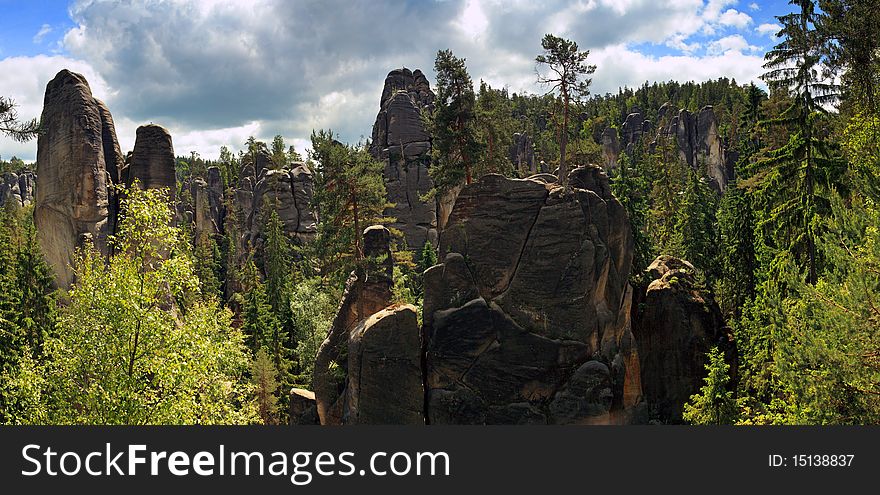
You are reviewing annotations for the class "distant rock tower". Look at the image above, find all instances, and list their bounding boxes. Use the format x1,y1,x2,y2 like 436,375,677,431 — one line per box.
369,67,437,253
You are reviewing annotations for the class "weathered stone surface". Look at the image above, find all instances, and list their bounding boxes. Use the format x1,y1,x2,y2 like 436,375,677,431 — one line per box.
345,304,423,424
601,127,620,169
313,226,394,425
289,388,320,425
633,255,731,423
246,162,318,249
129,124,176,199
35,69,120,287
426,168,642,424
370,67,438,253
0,170,35,207
510,132,536,174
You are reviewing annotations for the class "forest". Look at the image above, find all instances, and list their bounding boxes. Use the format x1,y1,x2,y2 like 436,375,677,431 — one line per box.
0,0,878,425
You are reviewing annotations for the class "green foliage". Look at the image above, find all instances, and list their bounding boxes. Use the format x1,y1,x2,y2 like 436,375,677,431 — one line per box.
310,130,389,284
288,277,337,387
683,347,739,425
429,49,481,194
4,186,256,424
475,81,515,176
716,184,757,320
609,152,653,283
672,170,720,282
251,347,279,425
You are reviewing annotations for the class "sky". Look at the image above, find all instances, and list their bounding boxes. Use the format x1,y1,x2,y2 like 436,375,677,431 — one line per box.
0,0,791,163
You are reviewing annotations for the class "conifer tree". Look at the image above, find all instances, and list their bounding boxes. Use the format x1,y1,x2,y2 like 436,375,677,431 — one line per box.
429,49,481,193
683,347,739,425
536,34,596,186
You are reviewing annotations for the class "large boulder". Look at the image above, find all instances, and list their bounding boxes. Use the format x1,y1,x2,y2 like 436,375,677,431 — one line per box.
633,255,732,423
128,124,176,199
344,304,424,424
424,167,642,424
370,68,437,253
289,388,320,425
34,69,122,288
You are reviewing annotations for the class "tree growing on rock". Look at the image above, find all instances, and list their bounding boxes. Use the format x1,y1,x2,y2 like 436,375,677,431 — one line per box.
535,34,596,186
429,49,481,194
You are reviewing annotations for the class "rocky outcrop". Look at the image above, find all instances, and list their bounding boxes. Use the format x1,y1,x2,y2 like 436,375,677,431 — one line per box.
312,226,395,425
182,165,225,238
0,170,36,207
601,127,620,170
344,304,423,424
633,255,731,423
605,104,735,192
424,168,642,424
289,388,320,425
127,124,176,199
34,69,122,288
370,68,437,252
246,162,317,248
510,132,536,174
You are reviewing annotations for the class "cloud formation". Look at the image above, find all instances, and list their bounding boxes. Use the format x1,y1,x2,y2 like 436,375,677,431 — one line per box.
1,0,772,161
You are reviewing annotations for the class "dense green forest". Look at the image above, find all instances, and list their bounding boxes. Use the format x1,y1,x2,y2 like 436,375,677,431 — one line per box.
1,0,878,425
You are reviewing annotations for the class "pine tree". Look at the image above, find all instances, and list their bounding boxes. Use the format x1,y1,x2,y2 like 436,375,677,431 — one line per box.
429,49,481,194
672,169,719,282
716,183,757,321
535,34,596,186
309,130,389,283
475,81,514,176
0,96,39,142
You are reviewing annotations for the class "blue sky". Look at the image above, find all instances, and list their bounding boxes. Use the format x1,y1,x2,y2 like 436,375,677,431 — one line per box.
1,0,794,162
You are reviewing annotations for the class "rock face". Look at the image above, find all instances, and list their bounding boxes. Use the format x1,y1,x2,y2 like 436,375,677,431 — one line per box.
424,168,642,424
601,127,621,170
370,68,437,252
603,104,735,193
246,163,318,248
183,165,225,238
0,170,36,207
34,69,122,288
289,388,320,425
127,124,176,199
344,304,424,424
633,255,731,423
312,226,396,425
510,132,536,174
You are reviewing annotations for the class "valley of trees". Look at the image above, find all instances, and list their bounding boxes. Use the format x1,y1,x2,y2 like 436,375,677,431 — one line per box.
1,0,878,425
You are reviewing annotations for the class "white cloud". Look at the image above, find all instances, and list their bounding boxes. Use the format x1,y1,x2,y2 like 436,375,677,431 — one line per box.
707,34,760,56
1,0,772,162
748,2,759,10
718,9,753,29
590,43,765,94
32,24,53,44
756,22,782,38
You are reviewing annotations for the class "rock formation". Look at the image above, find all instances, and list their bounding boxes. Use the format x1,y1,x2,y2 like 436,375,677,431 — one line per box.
182,165,225,238
34,69,122,288
127,124,176,199
510,132,537,174
289,388,320,425
602,104,735,192
246,162,317,248
424,167,642,424
633,255,732,423
600,127,620,170
0,170,35,207
312,225,396,425
370,68,437,252
344,304,423,424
